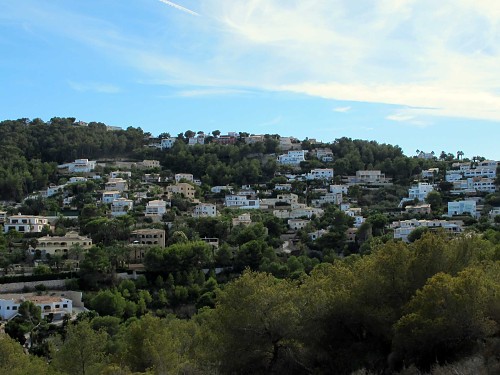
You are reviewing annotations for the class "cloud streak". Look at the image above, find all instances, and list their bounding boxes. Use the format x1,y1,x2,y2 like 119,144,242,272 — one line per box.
68,81,121,93
158,0,199,16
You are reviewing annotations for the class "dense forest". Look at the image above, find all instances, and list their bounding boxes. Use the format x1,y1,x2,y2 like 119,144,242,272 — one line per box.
1,232,499,374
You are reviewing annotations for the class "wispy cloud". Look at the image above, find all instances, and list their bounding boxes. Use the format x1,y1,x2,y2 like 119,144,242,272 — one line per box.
158,0,200,16
176,88,250,97
258,116,283,127
333,106,351,113
68,81,121,93
386,113,415,122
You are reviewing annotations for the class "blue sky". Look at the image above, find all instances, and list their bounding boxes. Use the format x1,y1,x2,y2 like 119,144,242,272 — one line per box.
1,0,499,159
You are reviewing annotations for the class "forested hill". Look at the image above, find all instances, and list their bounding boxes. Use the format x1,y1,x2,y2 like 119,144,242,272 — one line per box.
0,118,145,201
1,116,445,202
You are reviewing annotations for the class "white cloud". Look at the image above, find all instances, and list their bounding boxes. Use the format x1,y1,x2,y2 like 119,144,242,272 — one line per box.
11,0,500,123
333,106,351,113
386,113,414,122
173,88,250,97
68,81,121,93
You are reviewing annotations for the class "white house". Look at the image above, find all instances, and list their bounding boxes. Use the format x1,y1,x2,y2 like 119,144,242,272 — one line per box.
277,150,306,166
192,203,217,218
109,171,132,179
0,293,77,320
417,151,435,160
105,178,128,192
111,198,134,217
145,200,168,217
306,168,334,180
175,173,194,183
315,148,334,162
3,214,49,233
232,213,253,227
188,134,205,146
225,195,260,209
288,219,310,230
102,191,122,204
68,176,87,183
330,184,349,195
311,193,342,207
392,219,463,242
353,170,388,184
422,168,439,179
63,159,96,173
211,185,233,194
309,229,328,241
446,171,464,182
160,138,177,149
408,182,434,201
274,183,292,191
448,200,477,217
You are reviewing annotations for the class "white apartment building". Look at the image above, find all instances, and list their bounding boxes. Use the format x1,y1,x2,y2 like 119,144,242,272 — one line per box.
192,203,217,218
464,168,496,179
111,198,134,216
473,178,496,193
175,173,194,183
274,206,324,219
224,195,260,209
306,168,334,180
392,219,463,242
102,191,121,204
160,138,176,149
0,211,7,224
277,150,306,166
448,200,477,217
145,200,168,217
36,231,93,256
477,160,498,168
408,182,434,201
4,214,49,233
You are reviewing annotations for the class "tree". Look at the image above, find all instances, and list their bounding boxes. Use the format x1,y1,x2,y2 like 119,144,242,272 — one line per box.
425,191,442,212
393,268,499,369
51,320,108,375
201,271,304,374
89,290,126,318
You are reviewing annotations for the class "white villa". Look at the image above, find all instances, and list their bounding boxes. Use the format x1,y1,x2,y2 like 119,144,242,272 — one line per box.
192,203,217,218
448,200,477,217
3,214,49,234
306,168,334,180
111,198,134,216
277,150,306,166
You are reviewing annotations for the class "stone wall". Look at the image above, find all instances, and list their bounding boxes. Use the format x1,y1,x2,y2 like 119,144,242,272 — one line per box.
0,279,72,293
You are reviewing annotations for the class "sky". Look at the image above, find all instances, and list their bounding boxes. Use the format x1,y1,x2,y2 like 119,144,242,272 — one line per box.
1,0,499,159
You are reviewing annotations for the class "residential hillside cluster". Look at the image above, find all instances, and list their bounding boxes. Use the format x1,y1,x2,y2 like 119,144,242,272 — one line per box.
0,119,499,374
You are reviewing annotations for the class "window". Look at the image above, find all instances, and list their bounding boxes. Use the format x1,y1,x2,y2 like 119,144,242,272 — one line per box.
12,306,17,310
63,304,68,308
55,304,60,308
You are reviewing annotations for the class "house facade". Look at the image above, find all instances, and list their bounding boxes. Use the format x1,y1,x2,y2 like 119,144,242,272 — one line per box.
36,231,93,256
3,214,49,233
